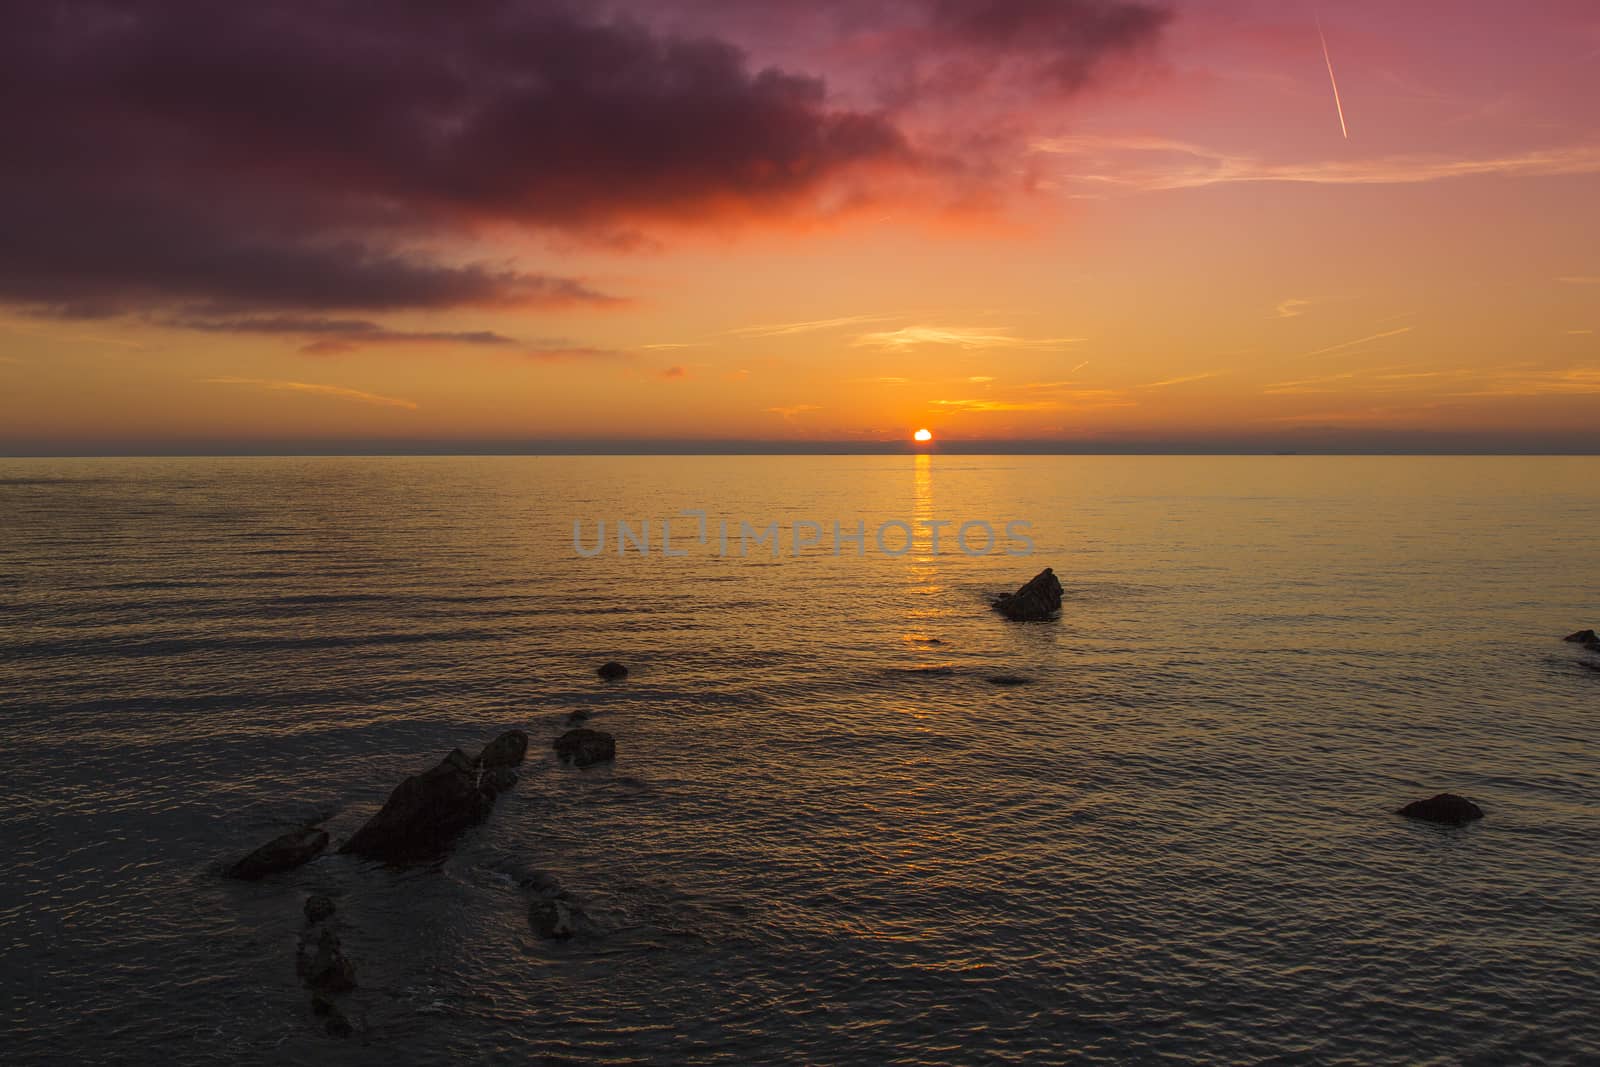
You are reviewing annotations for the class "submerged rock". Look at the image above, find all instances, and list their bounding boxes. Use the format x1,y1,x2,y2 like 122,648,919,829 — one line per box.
303,894,337,925
985,674,1033,686
478,729,529,770
1564,628,1599,649
566,709,592,725
528,897,577,940
993,567,1063,622
340,749,492,864
301,928,357,993
597,661,629,680
224,826,329,880
480,767,518,797
553,728,616,767
1397,793,1484,826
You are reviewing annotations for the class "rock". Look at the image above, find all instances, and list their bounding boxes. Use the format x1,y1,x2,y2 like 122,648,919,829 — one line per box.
985,674,1033,686
480,767,518,797
993,567,1063,622
324,1012,354,1038
310,992,336,1017
529,897,576,940
340,749,493,864
303,894,336,925
597,661,629,680
1564,628,1599,649
224,826,329,880
1397,793,1484,826
553,728,616,767
302,929,357,993
566,709,592,724
478,729,529,770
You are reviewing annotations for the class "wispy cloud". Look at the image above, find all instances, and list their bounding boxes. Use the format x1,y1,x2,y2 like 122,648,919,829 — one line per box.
640,342,699,350
1032,136,1600,194
1450,366,1600,397
853,326,1081,350
1137,371,1221,388
522,345,626,362
767,403,821,418
1262,371,1359,395
933,386,1132,413
730,315,895,338
660,364,687,379
172,315,514,355
203,376,417,410
1276,298,1312,319
1302,326,1413,359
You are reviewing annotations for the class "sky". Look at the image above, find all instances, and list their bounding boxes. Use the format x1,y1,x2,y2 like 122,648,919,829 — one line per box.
1,0,1597,454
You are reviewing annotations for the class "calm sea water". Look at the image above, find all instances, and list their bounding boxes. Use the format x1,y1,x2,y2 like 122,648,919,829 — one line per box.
1,456,1597,1065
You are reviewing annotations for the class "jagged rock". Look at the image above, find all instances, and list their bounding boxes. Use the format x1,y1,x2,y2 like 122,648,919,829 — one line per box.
597,661,629,680
1564,629,1599,649
302,929,356,993
529,897,577,940
993,568,1063,622
340,749,492,864
224,826,328,880
1397,793,1484,826
303,894,336,925
553,728,616,767
985,674,1033,686
478,729,529,770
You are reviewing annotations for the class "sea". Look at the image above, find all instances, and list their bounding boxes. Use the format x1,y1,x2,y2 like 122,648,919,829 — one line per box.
1,455,1596,1065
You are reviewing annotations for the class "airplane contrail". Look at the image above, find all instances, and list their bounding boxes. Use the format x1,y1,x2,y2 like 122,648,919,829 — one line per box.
1316,11,1349,139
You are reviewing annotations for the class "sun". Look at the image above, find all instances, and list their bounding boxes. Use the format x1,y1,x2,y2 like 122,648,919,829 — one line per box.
913,428,933,443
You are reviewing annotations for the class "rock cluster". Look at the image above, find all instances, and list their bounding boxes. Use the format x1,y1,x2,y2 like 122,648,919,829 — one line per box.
296,895,356,1037
553,728,616,767
340,730,529,865
1396,793,1484,826
224,826,328,880
993,567,1064,622
1564,628,1599,650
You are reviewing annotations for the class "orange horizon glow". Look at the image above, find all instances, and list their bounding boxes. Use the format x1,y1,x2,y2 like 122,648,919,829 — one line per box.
0,3,1597,454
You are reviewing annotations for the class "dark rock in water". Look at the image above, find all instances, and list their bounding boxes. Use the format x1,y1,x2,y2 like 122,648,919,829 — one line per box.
311,992,336,1017
340,749,493,864
224,826,328,880
597,660,629,680
302,929,357,992
993,567,1063,622
1397,793,1484,826
324,1012,354,1039
303,894,336,925
478,729,529,769
566,708,592,724
1564,628,1599,649
480,767,518,797
985,674,1033,686
553,728,616,767
529,896,577,940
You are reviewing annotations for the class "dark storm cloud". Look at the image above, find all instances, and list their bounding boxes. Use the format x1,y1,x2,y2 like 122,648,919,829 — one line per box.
0,0,1168,327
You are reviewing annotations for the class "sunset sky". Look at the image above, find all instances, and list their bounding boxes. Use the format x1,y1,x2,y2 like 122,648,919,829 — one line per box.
2,0,1597,453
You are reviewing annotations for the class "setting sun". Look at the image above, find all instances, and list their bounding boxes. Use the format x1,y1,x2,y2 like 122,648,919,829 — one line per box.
913,429,933,443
